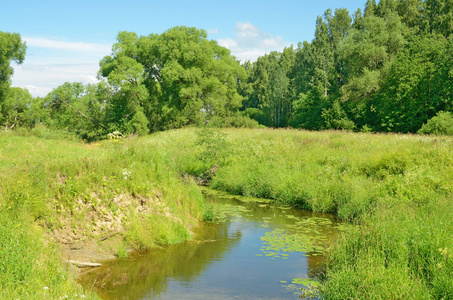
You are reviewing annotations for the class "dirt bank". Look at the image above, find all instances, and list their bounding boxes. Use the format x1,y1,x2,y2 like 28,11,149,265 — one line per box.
47,192,164,276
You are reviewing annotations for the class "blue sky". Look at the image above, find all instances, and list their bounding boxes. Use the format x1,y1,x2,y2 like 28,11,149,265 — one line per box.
2,0,366,97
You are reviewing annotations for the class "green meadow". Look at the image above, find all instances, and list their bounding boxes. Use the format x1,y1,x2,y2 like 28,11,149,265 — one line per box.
1,127,453,299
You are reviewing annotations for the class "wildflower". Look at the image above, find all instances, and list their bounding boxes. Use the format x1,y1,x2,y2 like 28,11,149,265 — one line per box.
43,287,49,290
123,168,132,180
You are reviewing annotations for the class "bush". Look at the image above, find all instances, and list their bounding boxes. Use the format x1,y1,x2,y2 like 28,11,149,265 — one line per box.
205,113,262,128
418,111,453,135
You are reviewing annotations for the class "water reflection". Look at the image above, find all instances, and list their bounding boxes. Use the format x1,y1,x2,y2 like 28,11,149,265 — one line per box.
80,192,341,299
80,221,241,299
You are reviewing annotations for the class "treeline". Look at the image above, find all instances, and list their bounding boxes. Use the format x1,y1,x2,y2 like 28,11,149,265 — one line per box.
241,0,453,133
1,0,453,139
1,27,261,140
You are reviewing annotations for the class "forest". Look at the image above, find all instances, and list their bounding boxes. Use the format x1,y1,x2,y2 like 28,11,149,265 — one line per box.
1,0,453,139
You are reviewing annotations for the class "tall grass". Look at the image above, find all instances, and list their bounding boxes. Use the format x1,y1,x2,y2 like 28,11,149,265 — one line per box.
324,199,453,299
2,127,453,299
0,131,205,299
146,128,453,299
0,213,88,299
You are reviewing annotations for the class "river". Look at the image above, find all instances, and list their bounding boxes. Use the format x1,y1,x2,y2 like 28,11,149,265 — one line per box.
80,191,343,299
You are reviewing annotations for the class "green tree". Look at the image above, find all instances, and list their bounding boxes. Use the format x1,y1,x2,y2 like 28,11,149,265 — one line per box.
396,0,423,28
322,99,356,130
373,34,449,132
340,15,394,76
339,12,406,128
99,31,150,135
0,87,33,130
290,89,328,130
312,14,335,98
0,32,26,120
45,82,108,139
423,0,453,37
364,0,377,17
267,64,290,127
241,48,295,127
324,8,352,91
376,0,398,17
237,60,254,110
418,111,453,135
101,27,246,132
242,0,452,134
290,9,351,130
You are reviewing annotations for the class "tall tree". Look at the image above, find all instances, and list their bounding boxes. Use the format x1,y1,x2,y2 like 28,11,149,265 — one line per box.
396,0,423,28
427,0,453,37
373,34,449,132
100,27,245,132
339,12,406,128
0,87,33,130
0,32,26,124
376,0,398,16
313,15,335,98
242,48,295,127
364,0,378,17
45,82,108,139
290,9,352,130
99,31,149,135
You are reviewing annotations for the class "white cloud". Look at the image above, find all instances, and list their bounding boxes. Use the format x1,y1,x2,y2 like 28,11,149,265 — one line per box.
24,37,111,55
218,22,291,62
11,37,112,97
22,85,53,98
12,63,100,97
207,28,219,35
217,38,238,49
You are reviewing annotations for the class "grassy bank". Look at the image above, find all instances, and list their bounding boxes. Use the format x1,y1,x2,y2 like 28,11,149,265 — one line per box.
145,128,453,299
2,127,453,299
0,130,205,299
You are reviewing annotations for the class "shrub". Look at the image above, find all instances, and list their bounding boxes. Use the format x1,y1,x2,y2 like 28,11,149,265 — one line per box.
418,111,453,135
205,113,262,128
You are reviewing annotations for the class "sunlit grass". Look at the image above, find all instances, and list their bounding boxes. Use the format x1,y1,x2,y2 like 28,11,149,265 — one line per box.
143,127,453,299
0,130,205,299
2,127,453,299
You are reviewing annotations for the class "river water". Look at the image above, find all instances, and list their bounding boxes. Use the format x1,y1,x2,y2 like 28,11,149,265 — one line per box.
80,191,343,299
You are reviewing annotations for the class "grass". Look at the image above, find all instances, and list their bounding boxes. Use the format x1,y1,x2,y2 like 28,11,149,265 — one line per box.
0,210,89,299
0,130,205,299
2,127,453,299
143,127,453,299
323,199,453,299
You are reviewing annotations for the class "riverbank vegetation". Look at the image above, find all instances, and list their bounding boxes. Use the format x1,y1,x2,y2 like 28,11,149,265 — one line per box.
138,128,453,299
1,127,453,298
0,129,206,299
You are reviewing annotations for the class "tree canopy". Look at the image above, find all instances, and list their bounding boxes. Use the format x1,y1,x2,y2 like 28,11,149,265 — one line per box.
98,27,246,134
5,0,453,138
238,0,453,134
0,31,26,129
